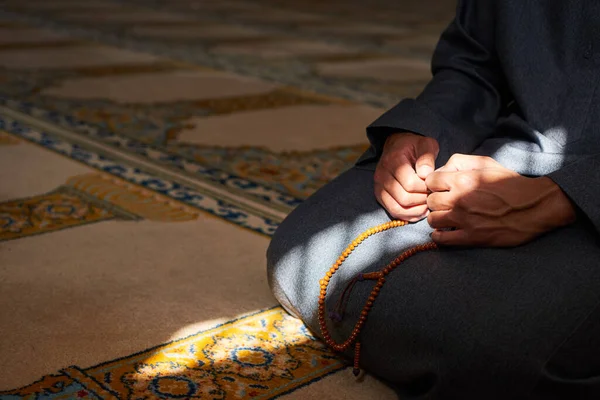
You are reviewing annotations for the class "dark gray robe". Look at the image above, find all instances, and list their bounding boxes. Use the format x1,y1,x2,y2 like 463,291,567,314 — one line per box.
360,0,600,233
267,1,600,398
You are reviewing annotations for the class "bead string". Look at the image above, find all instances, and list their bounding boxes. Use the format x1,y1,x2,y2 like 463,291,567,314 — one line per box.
318,220,438,376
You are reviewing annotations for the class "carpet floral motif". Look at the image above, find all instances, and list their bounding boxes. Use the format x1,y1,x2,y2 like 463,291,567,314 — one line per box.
179,144,369,199
0,308,345,400
0,189,116,241
0,170,202,242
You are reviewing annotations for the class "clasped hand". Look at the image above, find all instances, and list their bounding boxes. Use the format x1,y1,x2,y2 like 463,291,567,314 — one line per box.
374,133,576,247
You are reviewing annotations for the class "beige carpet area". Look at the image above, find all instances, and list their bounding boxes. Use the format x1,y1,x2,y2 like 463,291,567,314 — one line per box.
0,0,454,398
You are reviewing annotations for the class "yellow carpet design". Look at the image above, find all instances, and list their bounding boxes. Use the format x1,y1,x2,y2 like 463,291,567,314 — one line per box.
1,308,345,400
0,172,201,241
0,189,116,241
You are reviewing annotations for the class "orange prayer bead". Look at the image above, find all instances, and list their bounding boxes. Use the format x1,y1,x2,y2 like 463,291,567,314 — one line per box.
317,220,438,377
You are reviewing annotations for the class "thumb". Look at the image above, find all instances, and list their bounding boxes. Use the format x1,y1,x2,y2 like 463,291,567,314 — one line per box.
415,139,438,179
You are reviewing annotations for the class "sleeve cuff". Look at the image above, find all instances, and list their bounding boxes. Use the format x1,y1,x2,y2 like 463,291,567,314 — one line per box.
357,99,445,166
547,155,600,234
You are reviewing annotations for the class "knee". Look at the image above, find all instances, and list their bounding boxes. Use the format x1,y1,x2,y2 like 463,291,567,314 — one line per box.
266,218,298,286
266,222,303,318
266,206,337,322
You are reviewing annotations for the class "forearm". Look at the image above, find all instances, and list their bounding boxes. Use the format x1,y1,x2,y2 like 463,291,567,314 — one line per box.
533,177,577,232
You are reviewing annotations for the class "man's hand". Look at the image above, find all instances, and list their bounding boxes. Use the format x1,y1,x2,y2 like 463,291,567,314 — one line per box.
425,154,576,247
374,132,439,222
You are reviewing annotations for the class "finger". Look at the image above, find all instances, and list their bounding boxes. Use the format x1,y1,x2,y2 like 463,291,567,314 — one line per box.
436,154,463,172
380,189,429,221
425,171,454,192
380,169,428,207
378,188,429,221
426,191,456,211
415,153,435,179
388,160,428,193
431,229,471,246
403,205,430,223
415,138,439,179
427,210,459,230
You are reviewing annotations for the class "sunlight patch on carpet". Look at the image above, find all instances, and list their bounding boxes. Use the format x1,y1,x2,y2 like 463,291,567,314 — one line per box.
0,307,345,399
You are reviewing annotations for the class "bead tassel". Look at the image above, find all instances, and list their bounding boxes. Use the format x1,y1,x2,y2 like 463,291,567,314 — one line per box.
318,220,438,376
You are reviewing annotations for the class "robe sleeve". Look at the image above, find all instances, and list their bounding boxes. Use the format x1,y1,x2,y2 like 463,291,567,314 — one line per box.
547,154,600,234
360,0,510,165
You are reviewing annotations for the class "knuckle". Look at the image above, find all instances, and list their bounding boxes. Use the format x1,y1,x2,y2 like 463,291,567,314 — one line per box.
428,192,447,210
403,174,422,192
426,193,436,209
403,174,416,190
448,153,459,163
449,153,466,164
422,136,439,151
373,168,384,184
455,173,475,189
484,156,495,164
382,177,400,195
397,190,410,206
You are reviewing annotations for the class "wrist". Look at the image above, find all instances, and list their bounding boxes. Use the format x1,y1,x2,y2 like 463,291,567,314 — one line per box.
534,177,577,229
385,131,418,143
383,131,424,154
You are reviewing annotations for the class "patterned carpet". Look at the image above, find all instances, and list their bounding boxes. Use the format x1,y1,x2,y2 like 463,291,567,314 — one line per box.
0,0,454,398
